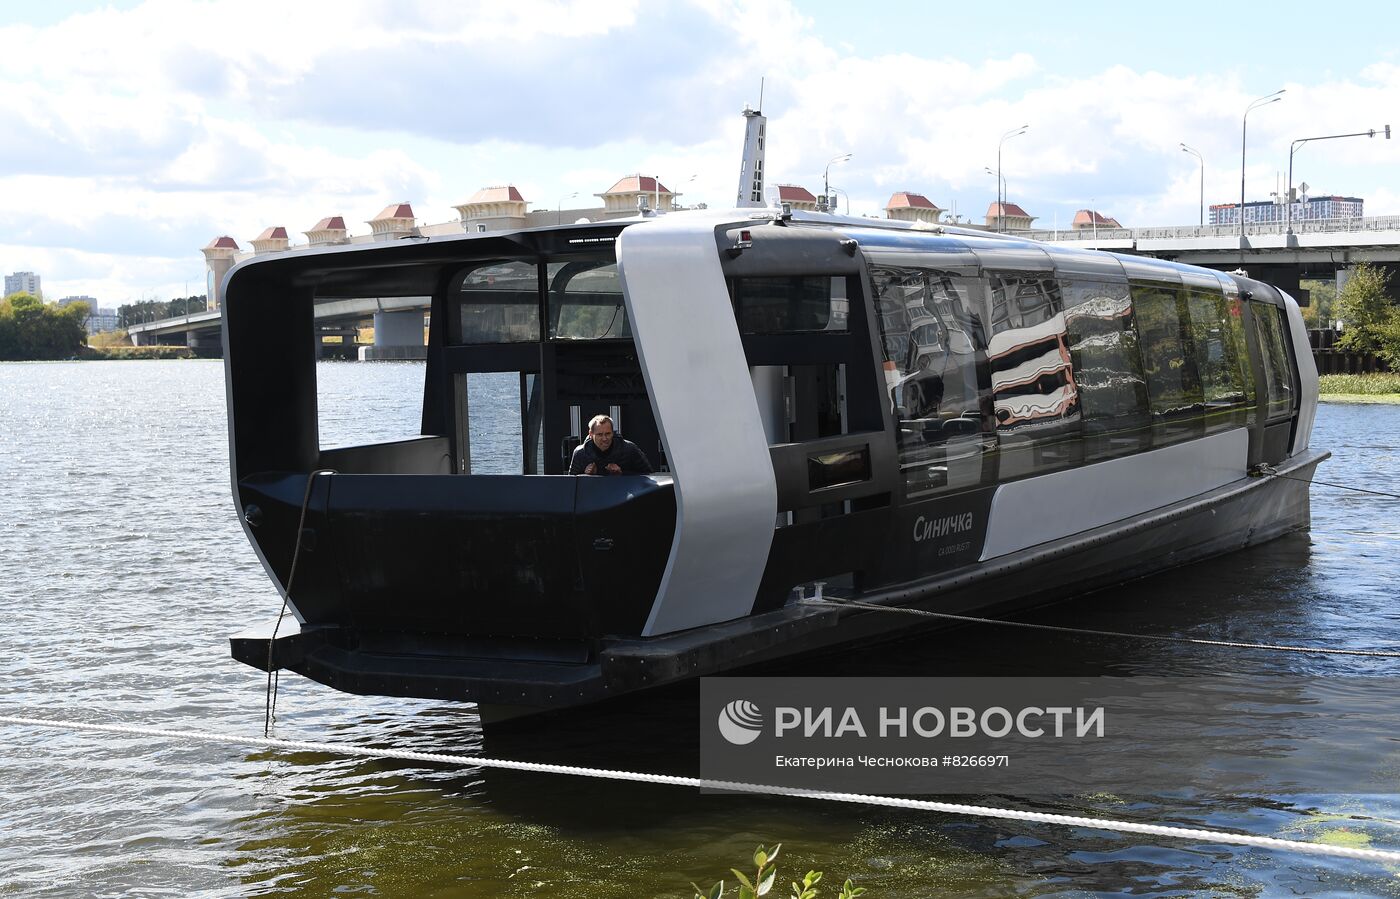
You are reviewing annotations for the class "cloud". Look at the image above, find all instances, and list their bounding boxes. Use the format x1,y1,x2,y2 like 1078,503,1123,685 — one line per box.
3,0,1400,303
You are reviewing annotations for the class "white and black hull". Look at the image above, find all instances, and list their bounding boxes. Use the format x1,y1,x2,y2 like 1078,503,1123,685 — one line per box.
222,209,1321,715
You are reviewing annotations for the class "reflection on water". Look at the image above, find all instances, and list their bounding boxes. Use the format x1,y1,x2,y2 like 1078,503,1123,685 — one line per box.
2,360,1399,897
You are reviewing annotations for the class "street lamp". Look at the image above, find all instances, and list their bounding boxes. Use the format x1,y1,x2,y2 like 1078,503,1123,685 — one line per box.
997,125,1028,232
1180,143,1204,227
983,167,1006,209
824,153,851,210
1239,89,1284,237
556,192,578,225
1287,125,1390,233
828,186,850,215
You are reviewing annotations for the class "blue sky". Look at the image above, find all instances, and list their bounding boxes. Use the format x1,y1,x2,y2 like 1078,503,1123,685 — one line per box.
1,0,1398,305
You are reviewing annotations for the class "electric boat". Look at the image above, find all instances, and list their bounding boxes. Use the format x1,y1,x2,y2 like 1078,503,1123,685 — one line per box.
223,207,1322,717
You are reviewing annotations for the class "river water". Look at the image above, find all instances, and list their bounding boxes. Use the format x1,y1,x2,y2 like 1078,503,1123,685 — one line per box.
1,359,1399,897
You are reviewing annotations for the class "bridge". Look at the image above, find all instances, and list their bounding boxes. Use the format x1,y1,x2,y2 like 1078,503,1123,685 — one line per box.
126,293,430,360
132,214,1400,358
1014,214,1400,298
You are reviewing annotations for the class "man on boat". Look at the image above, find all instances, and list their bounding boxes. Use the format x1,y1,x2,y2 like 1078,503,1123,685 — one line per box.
569,414,654,476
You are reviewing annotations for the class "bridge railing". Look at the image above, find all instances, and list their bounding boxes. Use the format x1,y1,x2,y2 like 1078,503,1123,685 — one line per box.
1012,214,1400,244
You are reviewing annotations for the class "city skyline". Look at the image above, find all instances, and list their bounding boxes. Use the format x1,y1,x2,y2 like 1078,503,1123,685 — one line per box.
2,0,1398,303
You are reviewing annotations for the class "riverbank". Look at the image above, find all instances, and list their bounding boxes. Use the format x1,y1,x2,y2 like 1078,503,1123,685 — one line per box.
79,345,199,360
1317,373,1400,404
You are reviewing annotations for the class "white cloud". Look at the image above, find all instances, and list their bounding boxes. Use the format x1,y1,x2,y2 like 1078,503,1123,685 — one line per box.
3,0,1400,303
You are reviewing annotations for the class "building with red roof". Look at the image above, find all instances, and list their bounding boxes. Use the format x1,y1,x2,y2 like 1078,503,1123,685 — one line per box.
1072,209,1121,230
598,175,677,215
250,226,290,255
985,201,1036,232
455,186,529,232
201,237,240,309
775,184,819,211
368,203,417,240
305,216,349,246
885,191,944,224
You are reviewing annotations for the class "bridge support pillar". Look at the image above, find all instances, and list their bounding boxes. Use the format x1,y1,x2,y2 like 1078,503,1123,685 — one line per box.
187,328,222,356
360,310,426,361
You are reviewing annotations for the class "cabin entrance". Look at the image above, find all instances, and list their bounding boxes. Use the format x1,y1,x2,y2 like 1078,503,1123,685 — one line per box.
445,253,662,476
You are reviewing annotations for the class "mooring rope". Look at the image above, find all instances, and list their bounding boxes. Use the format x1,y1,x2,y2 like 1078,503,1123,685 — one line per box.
263,468,335,736
803,597,1400,659
1250,463,1400,501
2,714,1397,866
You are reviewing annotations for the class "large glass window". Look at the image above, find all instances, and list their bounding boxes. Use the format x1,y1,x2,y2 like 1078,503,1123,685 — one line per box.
457,261,540,344
986,275,1082,479
548,261,630,340
1132,282,1204,446
869,266,992,499
1251,301,1295,421
454,371,544,474
731,275,849,334
1185,287,1250,433
1062,279,1151,460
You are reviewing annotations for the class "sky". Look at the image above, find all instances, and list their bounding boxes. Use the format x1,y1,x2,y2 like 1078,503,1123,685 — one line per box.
2,0,1399,306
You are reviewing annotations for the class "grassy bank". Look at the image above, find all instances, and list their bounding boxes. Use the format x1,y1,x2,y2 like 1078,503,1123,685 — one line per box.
78,345,197,360
1317,373,1400,403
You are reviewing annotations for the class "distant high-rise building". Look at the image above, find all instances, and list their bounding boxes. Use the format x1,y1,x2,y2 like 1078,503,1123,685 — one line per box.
5,271,40,297
1210,196,1363,227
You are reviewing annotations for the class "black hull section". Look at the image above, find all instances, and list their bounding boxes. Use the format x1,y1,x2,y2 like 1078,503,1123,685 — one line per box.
232,450,1324,712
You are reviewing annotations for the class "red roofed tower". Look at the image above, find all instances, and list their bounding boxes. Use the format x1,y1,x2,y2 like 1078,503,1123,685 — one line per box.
775,184,819,212
597,175,675,216
250,226,290,255
985,202,1036,232
885,192,945,224
368,203,417,240
305,216,348,246
201,235,240,310
454,186,529,232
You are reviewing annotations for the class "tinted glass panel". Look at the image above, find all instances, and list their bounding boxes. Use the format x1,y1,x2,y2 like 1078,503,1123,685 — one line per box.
1186,287,1249,433
731,275,849,334
1132,282,1204,445
1252,301,1295,421
457,261,540,344
869,265,993,499
548,260,630,340
986,275,1082,479
1062,279,1151,460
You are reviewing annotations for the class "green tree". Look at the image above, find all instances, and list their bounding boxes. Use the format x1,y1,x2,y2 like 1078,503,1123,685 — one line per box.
1335,263,1398,357
1300,278,1337,328
0,292,89,360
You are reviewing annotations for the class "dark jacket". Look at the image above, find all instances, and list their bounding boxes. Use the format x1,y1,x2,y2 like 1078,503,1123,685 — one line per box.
568,436,654,475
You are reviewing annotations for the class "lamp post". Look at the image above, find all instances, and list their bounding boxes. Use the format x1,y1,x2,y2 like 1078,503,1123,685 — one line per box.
556,192,578,225
829,186,850,215
1240,90,1284,236
824,153,851,210
1180,143,1204,227
1287,125,1390,234
983,166,1006,211
997,125,1028,233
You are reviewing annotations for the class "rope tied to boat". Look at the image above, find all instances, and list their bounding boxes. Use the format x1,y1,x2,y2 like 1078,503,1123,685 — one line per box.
1249,462,1400,500
802,597,1400,659
3,713,1398,867
264,469,336,736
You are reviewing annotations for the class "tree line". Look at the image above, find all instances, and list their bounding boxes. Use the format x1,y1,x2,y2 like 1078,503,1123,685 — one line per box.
0,293,89,360
117,295,208,329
